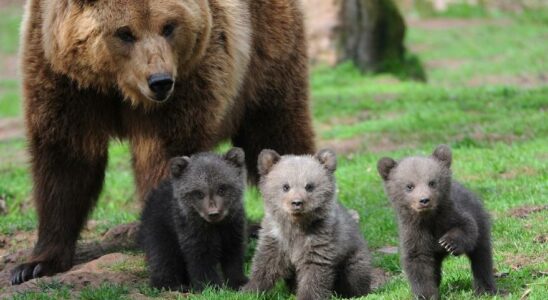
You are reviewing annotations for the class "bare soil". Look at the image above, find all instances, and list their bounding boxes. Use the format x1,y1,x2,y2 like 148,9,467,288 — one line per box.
0,117,24,141
508,205,548,218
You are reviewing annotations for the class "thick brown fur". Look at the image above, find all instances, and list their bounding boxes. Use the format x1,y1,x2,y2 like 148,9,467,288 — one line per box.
377,145,497,299
13,0,314,284
243,149,372,300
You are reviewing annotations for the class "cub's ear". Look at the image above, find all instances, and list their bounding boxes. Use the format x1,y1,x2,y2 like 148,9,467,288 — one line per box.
377,157,397,181
170,156,190,179
258,149,281,176
224,147,245,168
315,149,337,173
432,144,452,168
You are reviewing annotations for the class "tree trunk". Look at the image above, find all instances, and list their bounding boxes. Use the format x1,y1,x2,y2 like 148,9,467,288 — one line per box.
338,0,407,72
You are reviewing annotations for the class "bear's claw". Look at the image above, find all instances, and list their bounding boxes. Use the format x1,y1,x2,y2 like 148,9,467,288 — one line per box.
438,237,462,256
11,262,45,285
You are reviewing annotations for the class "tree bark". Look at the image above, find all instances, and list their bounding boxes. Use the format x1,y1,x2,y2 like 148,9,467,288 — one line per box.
338,0,407,72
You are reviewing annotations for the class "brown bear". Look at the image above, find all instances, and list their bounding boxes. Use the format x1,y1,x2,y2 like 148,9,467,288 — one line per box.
11,0,314,284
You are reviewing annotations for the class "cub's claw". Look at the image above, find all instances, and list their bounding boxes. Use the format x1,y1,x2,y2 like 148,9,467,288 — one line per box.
438,237,463,256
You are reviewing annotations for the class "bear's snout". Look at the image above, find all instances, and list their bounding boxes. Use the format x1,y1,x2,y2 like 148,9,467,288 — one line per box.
147,73,174,102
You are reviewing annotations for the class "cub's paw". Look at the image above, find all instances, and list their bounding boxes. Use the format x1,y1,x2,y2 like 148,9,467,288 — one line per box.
438,236,464,256
11,261,54,285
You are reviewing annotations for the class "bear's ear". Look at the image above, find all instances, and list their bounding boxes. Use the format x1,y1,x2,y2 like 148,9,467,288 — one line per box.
315,149,337,173
224,147,245,169
432,144,452,168
170,156,190,179
377,157,397,181
258,149,281,176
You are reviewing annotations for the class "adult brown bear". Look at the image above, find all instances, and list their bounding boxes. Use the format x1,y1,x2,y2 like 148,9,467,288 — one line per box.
12,0,314,284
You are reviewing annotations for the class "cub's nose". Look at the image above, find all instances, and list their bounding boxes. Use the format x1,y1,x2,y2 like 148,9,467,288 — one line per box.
419,198,430,205
291,199,303,209
147,73,174,101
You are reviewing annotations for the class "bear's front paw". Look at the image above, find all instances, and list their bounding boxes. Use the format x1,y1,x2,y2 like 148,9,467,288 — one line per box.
11,261,60,285
438,235,464,256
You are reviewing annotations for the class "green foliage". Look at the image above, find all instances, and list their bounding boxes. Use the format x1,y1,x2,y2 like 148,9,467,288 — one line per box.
79,283,130,300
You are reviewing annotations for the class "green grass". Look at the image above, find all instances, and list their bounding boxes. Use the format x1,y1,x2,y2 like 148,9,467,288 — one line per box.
0,4,547,300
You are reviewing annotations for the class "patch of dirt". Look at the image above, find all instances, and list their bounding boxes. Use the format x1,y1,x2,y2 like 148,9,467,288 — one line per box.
367,135,416,153
0,230,36,259
467,73,548,89
0,54,18,80
499,166,538,180
534,234,547,244
0,118,24,141
318,137,365,156
2,253,146,297
508,205,548,218
408,18,512,30
503,253,547,271
377,246,399,255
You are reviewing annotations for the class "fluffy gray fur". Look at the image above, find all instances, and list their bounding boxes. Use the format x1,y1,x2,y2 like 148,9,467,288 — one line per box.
377,145,497,299
243,149,372,300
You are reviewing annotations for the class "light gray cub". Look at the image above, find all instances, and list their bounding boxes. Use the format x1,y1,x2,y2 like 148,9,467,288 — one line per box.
377,145,496,300
243,149,372,300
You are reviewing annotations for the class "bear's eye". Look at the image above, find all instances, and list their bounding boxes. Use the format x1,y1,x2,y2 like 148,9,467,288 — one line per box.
305,183,315,192
162,22,176,38
428,180,436,188
115,26,136,44
282,184,290,192
405,184,414,192
217,185,228,196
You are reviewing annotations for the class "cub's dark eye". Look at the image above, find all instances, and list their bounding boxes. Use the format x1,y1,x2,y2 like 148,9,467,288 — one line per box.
405,184,414,192
428,180,436,188
162,22,176,38
217,185,228,196
192,191,205,199
282,184,290,192
305,183,315,192
115,26,136,43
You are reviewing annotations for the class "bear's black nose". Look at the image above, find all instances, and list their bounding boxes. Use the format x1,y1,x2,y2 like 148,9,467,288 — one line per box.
148,73,174,101
419,198,430,205
291,199,303,209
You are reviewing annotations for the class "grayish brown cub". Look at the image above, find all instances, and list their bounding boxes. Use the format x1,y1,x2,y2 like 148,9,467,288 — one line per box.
243,149,372,300
377,145,496,299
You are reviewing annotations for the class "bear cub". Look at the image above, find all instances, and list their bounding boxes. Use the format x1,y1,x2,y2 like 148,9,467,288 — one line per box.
138,148,248,291
377,145,496,299
243,149,372,300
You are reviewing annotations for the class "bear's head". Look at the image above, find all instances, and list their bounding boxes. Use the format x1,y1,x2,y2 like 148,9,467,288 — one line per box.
258,149,337,223
42,0,212,107
377,145,453,215
169,148,245,224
